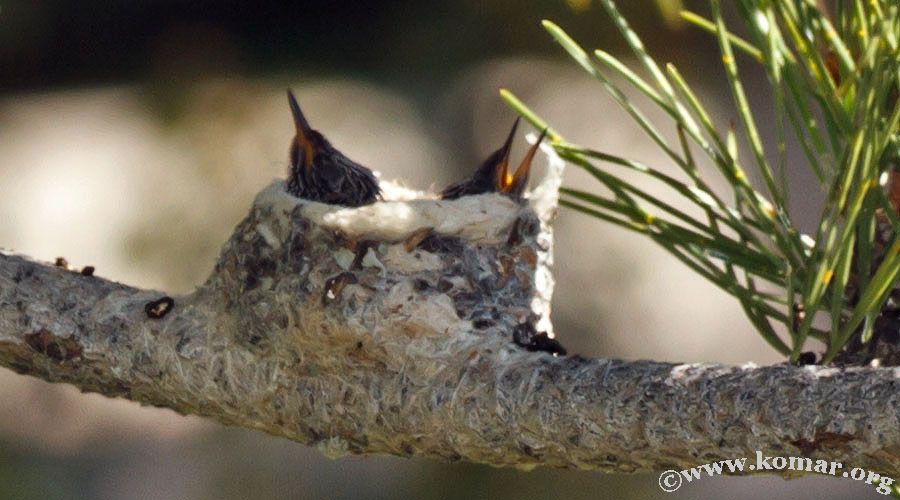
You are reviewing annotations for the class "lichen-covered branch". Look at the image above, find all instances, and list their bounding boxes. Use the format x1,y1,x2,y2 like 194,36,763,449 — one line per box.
3,143,900,477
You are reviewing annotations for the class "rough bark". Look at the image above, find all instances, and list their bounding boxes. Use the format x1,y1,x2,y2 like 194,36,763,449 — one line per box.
2,143,900,479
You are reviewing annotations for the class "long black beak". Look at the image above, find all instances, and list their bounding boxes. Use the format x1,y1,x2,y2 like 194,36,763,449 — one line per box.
287,90,315,168
506,128,548,197
494,118,520,192
287,90,312,134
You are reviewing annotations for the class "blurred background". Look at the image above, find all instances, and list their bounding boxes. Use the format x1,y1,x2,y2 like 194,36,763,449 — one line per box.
0,0,880,498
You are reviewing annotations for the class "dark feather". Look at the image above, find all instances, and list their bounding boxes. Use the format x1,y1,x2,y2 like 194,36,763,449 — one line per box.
287,138,381,206
285,91,381,207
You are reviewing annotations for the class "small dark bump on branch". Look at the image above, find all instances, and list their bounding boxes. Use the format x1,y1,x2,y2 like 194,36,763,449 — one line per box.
322,272,358,305
512,322,567,355
145,296,175,319
797,351,817,365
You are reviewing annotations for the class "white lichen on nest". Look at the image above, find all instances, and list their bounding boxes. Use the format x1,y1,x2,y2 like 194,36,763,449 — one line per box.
254,181,524,244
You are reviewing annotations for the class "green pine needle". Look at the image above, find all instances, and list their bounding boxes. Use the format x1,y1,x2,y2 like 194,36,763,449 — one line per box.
507,2,900,362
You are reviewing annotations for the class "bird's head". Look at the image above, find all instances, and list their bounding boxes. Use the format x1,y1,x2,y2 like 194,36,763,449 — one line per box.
287,90,329,172
494,121,547,199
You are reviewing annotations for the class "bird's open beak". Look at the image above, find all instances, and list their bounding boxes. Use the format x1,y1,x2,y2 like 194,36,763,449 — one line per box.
494,118,520,193
505,128,548,197
287,90,316,169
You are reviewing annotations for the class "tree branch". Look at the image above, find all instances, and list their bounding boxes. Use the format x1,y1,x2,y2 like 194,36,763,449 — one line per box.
2,143,900,478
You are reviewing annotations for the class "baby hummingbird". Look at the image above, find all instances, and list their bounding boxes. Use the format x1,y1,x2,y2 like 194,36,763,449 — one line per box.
441,119,547,200
285,90,381,207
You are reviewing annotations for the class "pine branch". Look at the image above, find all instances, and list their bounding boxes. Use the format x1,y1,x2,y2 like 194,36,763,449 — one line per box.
2,154,900,476
503,2,900,363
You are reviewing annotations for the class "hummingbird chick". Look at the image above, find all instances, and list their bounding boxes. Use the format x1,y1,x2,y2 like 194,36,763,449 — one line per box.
285,90,381,207
441,118,547,200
